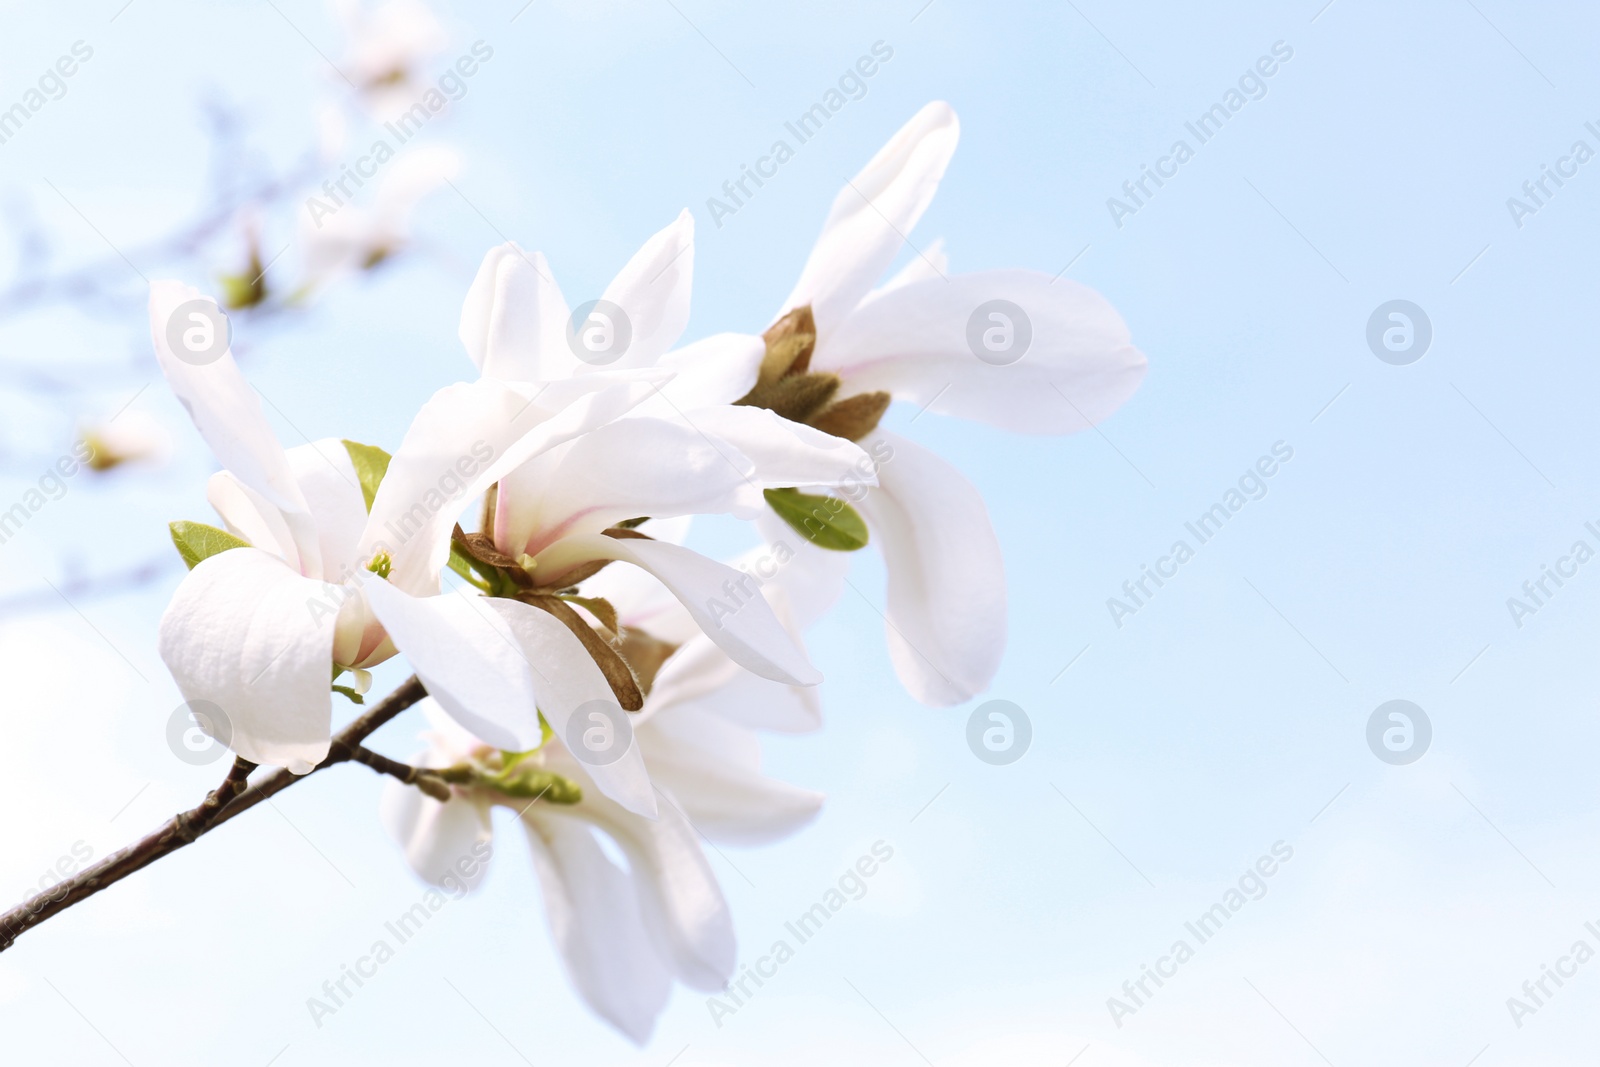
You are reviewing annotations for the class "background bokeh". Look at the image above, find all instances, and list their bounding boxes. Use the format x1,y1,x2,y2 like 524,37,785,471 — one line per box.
3,1,1599,1064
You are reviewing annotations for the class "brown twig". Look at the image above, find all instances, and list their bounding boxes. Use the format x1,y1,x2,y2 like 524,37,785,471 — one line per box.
345,744,453,801
0,674,427,953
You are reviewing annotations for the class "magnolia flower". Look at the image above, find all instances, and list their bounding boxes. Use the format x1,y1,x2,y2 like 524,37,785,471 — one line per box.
150,280,676,813
671,101,1148,705
382,530,824,1041
329,0,448,119
77,409,172,472
388,217,881,714
299,144,459,287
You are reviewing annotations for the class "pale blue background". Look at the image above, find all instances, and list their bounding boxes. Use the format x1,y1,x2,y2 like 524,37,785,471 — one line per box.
2,1,1599,1064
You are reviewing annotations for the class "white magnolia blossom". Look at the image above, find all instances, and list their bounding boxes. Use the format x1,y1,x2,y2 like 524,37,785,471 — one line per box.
298,144,460,286
388,215,881,702
150,280,678,811
382,527,824,1041
658,101,1148,706
77,409,172,471
329,0,449,120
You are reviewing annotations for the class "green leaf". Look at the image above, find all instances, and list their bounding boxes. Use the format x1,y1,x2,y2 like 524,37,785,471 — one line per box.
169,521,251,570
763,488,869,551
332,685,365,705
341,439,392,512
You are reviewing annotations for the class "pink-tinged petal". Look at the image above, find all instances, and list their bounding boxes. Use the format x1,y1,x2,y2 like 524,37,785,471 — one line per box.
520,812,672,1043
595,209,695,371
357,575,657,817
535,534,823,687
459,244,572,382
149,280,320,575
380,776,494,891
853,431,1006,706
640,707,823,845
157,547,342,773
779,101,959,337
361,372,667,598
496,417,755,558
817,269,1147,435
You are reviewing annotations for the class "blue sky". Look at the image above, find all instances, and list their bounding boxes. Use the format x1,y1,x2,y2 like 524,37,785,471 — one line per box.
3,0,1600,1064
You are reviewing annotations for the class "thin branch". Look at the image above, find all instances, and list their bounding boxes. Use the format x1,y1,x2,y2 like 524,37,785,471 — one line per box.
345,744,453,801
0,675,426,952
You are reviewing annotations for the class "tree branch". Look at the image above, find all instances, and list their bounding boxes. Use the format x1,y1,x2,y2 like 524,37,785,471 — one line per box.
0,674,426,953
345,744,452,802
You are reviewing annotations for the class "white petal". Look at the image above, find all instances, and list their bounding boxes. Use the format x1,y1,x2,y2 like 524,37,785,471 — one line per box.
149,280,319,575
380,777,494,891
157,547,341,772
205,470,299,565
678,405,878,507
686,667,821,734
751,509,849,630
853,431,1006,705
652,332,765,410
595,209,695,370
357,575,657,817
779,102,959,337
818,270,1147,435
643,579,824,735
879,236,948,292
495,417,755,558
557,785,736,992
360,373,666,597
534,534,823,687
640,707,823,845
521,812,672,1043
459,244,571,381
286,439,370,582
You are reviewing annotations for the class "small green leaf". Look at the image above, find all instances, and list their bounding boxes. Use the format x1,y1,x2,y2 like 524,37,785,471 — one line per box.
169,521,251,570
332,684,365,705
614,516,651,529
341,439,392,512
763,488,869,551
